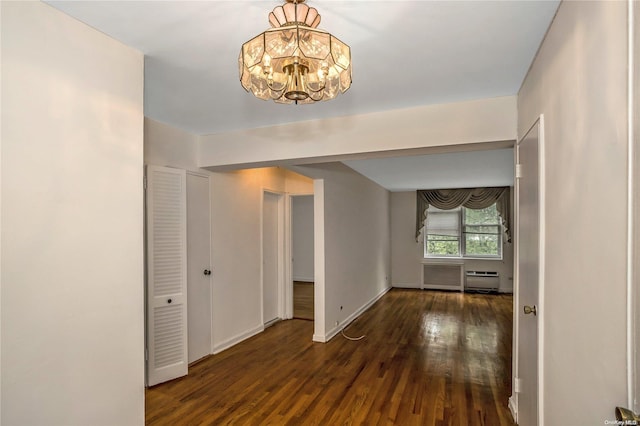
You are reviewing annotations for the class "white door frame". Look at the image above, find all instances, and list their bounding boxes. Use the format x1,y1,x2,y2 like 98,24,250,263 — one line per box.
261,189,287,323
512,115,546,425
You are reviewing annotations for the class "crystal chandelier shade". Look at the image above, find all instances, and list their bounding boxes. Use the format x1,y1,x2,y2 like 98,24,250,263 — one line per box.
238,0,352,104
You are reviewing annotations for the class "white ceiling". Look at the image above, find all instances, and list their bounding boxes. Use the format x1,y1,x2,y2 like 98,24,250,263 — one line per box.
46,0,557,190
344,148,514,191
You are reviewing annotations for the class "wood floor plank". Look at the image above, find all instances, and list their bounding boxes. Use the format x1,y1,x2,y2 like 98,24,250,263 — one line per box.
146,289,515,425
293,281,314,321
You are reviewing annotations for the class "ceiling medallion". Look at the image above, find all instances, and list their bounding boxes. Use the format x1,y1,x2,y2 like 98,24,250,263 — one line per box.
238,0,352,105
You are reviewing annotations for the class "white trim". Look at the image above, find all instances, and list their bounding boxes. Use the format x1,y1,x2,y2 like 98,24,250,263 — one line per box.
315,285,392,343
185,170,210,178
421,259,465,265
212,324,264,354
261,189,287,324
312,334,327,343
260,191,264,325
424,256,504,262
313,180,326,340
146,161,208,176
209,173,214,355
508,395,518,424
277,194,286,319
284,194,293,320
627,0,636,410
511,140,520,420
538,114,546,426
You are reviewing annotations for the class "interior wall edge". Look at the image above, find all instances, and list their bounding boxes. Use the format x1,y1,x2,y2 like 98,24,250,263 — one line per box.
631,0,640,412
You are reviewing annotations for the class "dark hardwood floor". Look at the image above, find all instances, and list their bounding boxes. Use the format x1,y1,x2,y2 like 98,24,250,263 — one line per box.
146,289,514,425
293,281,314,321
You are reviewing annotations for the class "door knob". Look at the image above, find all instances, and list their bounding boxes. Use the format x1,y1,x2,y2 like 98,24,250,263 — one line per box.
203,269,211,276
523,305,537,316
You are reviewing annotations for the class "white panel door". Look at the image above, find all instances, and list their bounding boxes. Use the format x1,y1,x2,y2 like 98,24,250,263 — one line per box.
263,192,281,324
146,165,188,386
516,120,541,425
187,173,211,364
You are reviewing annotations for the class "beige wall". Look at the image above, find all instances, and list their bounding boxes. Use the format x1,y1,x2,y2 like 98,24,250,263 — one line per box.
209,167,313,351
1,2,144,424
292,163,391,341
390,191,514,292
198,96,517,170
145,118,198,171
390,192,421,287
518,1,631,422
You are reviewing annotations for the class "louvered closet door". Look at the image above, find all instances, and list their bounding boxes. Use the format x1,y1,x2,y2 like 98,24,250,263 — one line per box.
146,165,188,386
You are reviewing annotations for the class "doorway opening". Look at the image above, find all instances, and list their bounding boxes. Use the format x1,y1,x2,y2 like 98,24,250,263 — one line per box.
291,194,314,321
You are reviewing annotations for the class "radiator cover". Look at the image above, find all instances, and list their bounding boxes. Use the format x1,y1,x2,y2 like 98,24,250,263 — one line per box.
465,271,500,291
422,262,464,292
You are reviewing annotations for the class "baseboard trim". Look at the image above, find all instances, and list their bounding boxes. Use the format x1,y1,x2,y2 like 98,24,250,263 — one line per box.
323,285,392,342
312,334,327,343
212,324,264,354
293,276,314,283
391,283,421,289
508,395,518,423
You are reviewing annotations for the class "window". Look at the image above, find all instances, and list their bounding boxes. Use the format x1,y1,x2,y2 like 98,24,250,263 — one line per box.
425,204,502,258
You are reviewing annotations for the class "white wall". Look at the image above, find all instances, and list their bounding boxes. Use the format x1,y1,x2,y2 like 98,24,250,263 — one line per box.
199,96,517,170
518,1,631,422
292,195,314,282
292,163,391,341
145,117,198,171
1,2,144,425
390,191,514,292
143,119,317,354
390,192,424,288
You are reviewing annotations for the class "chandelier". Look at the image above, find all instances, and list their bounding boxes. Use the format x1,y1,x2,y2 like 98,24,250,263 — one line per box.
238,0,352,104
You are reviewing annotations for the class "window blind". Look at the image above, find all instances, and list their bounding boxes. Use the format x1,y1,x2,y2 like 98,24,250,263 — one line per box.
426,207,460,237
